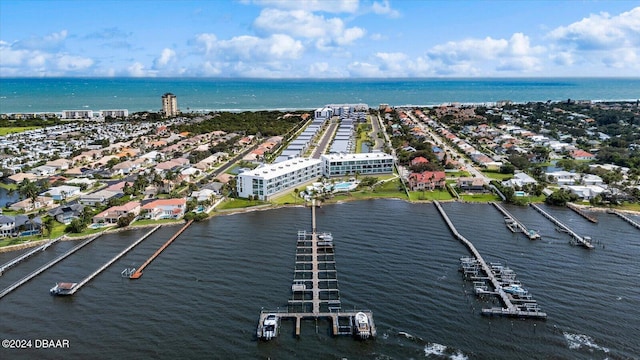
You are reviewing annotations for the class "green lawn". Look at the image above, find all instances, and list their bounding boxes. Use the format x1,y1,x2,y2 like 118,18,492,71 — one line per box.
217,198,267,210
0,126,41,135
408,190,454,201
445,171,471,178
482,172,513,180
461,193,501,202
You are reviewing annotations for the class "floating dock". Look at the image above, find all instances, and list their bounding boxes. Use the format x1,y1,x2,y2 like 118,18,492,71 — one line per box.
257,200,376,339
567,203,598,223
435,201,546,319
529,204,594,249
0,238,60,276
491,202,540,240
51,225,161,296
130,220,193,279
0,234,102,300
608,210,640,230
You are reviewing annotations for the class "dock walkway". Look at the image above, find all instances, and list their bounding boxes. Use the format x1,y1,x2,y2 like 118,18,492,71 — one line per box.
0,234,102,300
130,220,193,279
258,200,376,339
434,201,546,319
567,203,598,223
0,238,60,276
490,202,539,240
65,225,160,295
609,210,640,230
530,204,594,249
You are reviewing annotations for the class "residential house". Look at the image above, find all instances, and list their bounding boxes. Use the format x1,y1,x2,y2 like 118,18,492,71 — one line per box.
79,189,121,206
140,198,186,220
92,201,141,224
457,177,486,192
570,149,595,161
190,189,217,203
407,171,446,191
0,215,42,237
48,204,84,224
9,196,54,212
40,185,81,201
502,172,537,188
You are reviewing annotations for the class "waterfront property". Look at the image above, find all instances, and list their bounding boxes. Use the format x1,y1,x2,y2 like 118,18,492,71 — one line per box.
140,198,186,220
321,152,394,177
236,158,322,200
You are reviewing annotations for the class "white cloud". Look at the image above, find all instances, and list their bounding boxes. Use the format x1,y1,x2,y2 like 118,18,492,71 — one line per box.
548,7,640,50
127,62,154,77
371,0,400,18
196,33,303,61
253,8,365,49
426,33,544,74
14,30,68,51
251,0,359,14
55,54,93,71
154,48,176,68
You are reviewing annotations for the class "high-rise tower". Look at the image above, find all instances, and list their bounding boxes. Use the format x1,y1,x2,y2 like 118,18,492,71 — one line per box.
161,93,178,117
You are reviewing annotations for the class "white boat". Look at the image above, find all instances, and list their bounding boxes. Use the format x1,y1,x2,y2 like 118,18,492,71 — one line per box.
317,232,333,246
260,314,278,340
528,230,541,240
50,282,77,296
502,284,528,296
291,281,306,292
354,312,371,339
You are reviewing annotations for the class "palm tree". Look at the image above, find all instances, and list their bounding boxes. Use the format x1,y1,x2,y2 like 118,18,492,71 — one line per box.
18,179,39,208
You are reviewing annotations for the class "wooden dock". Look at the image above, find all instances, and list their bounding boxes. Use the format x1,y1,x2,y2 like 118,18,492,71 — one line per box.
130,220,193,279
529,204,594,249
61,226,161,295
0,238,60,276
435,201,546,319
491,202,540,240
258,200,376,339
608,210,640,230
567,203,598,223
0,234,102,300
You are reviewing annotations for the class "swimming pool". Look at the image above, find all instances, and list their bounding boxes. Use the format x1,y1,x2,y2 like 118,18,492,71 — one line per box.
332,182,358,192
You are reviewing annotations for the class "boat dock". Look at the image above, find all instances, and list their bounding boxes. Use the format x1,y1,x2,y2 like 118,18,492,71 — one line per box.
53,225,161,296
608,210,640,230
0,234,102,300
130,220,193,279
567,203,598,223
257,200,376,339
435,201,546,319
491,202,540,240
529,204,594,249
0,238,60,276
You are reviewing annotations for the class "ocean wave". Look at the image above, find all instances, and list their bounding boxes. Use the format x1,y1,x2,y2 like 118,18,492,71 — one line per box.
563,332,610,353
423,342,468,359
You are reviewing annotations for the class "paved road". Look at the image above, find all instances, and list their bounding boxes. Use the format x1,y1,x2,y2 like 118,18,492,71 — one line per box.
369,114,385,151
312,120,338,158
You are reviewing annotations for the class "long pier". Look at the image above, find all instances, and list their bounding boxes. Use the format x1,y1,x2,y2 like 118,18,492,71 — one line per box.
0,238,60,276
0,234,102,300
490,202,539,240
529,204,594,249
64,225,161,295
609,210,640,230
434,201,546,319
257,200,376,339
130,220,193,279
567,203,598,223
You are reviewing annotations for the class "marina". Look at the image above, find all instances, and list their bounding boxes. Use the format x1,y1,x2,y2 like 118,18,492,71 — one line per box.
491,202,540,240
0,238,59,276
529,204,595,249
257,200,376,340
129,220,193,279
435,201,546,319
0,234,102,299
50,226,160,296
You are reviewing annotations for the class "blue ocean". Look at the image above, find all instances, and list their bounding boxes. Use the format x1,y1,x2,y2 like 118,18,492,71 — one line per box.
1,77,639,114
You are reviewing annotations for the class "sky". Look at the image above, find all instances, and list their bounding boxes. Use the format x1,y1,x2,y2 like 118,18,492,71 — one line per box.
1,0,639,78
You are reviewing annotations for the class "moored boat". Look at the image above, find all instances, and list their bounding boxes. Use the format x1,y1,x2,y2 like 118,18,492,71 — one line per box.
260,313,279,340
50,282,77,296
354,312,371,339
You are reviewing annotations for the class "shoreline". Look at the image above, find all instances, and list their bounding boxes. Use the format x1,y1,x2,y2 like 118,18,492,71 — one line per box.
1,198,637,254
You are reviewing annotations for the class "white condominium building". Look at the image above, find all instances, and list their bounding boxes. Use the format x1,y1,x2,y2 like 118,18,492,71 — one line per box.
321,152,394,177
236,158,322,200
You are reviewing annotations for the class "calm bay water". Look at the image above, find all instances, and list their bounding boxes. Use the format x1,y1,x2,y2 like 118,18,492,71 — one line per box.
0,200,638,359
1,78,639,113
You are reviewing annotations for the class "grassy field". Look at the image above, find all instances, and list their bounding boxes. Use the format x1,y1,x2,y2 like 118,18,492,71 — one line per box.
460,193,501,202
408,190,454,201
217,198,267,210
482,171,513,180
0,126,41,136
